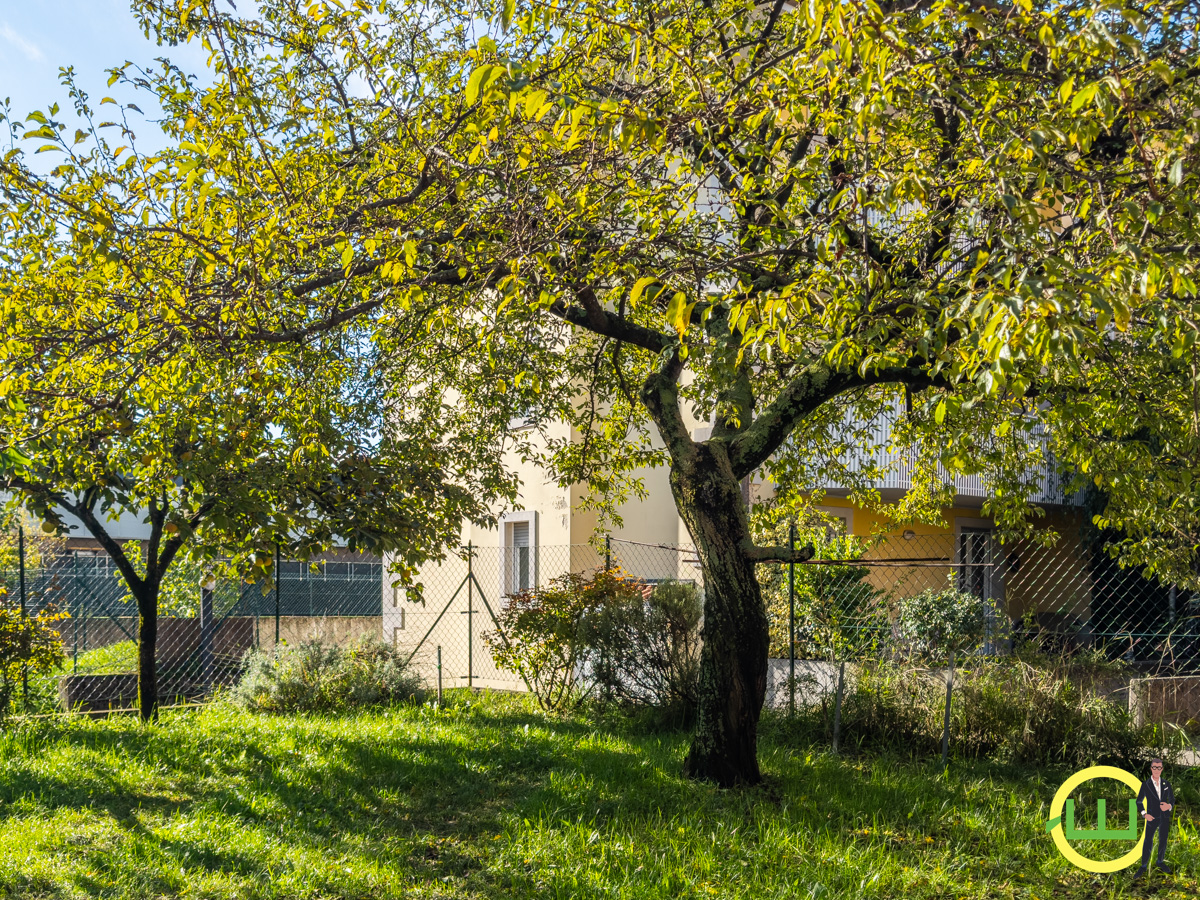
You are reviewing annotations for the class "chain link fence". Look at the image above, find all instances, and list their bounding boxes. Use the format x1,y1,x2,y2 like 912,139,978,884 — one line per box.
392,529,1200,756
0,553,383,716
754,529,1199,761
388,540,703,696
4,520,1197,753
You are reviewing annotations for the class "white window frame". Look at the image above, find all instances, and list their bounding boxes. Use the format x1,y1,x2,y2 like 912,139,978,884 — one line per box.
500,510,538,595
954,516,1007,653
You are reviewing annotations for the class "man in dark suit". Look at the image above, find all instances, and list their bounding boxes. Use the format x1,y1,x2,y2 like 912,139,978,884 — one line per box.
1133,758,1175,880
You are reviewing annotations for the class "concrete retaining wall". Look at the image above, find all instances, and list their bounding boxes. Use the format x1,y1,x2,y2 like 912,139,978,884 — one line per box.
1129,676,1200,727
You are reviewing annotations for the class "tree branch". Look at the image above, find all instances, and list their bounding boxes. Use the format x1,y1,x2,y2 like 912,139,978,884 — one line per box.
640,350,695,464
728,364,952,478
549,287,671,354
741,541,816,564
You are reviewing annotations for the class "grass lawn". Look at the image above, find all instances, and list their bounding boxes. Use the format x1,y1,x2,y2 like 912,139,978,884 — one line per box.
0,691,1194,899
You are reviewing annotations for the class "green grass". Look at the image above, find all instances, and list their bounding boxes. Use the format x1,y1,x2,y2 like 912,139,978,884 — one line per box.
65,641,140,676
0,691,1195,899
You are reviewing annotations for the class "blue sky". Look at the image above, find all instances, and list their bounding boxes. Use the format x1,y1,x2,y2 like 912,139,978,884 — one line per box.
1,1,210,144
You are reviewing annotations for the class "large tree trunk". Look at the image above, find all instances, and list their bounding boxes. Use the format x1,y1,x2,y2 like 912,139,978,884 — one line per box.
671,441,768,786
135,587,158,722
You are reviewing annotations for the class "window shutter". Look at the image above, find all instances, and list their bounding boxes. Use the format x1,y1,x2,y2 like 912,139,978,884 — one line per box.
512,521,530,547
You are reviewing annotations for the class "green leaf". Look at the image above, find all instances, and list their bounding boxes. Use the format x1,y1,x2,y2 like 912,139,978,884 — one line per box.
1057,76,1074,105
629,277,658,307
1169,158,1184,187
1069,83,1097,112
665,291,689,335
466,65,497,106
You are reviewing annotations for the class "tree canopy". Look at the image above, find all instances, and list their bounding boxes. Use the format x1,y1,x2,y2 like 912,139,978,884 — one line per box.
2,0,1197,775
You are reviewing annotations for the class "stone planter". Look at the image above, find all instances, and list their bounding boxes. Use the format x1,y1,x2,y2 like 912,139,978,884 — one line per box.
58,664,245,713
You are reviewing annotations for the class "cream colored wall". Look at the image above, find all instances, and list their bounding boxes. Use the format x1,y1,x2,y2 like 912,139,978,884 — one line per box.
385,413,690,689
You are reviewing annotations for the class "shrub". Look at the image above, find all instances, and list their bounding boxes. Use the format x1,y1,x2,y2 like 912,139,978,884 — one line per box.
0,597,68,719
486,568,631,712
580,579,702,716
486,568,703,715
894,577,988,661
233,637,421,713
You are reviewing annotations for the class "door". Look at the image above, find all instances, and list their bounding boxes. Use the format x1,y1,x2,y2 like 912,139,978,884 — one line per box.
958,527,1005,653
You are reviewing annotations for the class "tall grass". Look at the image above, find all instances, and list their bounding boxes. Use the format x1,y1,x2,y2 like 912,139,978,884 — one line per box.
0,692,1193,898
778,656,1186,770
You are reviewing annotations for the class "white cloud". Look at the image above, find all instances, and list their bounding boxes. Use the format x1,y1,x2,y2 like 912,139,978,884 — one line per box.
0,22,44,62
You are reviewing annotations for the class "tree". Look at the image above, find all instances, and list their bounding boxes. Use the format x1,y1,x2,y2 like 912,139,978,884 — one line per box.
4,0,1197,780
0,318,499,719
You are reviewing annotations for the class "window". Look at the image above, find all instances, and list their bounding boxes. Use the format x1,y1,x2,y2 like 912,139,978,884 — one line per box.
816,507,853,540
511,522,531,591
508,404,537,431
501,511,538,595
958,527,993,599
955,519,1007,654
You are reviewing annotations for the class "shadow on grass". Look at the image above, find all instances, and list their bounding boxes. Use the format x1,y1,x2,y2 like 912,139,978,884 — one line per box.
0,699,706,891
1,696,1195,899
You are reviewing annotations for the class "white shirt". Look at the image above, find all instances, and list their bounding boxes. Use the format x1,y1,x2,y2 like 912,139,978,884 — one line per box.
1145,776,1166,818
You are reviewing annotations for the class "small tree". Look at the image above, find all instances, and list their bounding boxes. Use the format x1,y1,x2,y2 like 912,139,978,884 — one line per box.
894,577,988,663
0,338,500,721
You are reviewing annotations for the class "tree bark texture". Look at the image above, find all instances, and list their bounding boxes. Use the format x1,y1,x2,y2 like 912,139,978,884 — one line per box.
672,440,768,787
136,589,158,722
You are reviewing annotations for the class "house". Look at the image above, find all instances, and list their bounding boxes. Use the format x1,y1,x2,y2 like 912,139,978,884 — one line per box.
383,397,1132,693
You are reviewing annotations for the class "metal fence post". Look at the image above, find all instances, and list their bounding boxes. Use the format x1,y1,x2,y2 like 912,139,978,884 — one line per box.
605,534,611,572
199,575,215,690
941,649,955,770
72,553,80,674
18,526,28,713
274,544,281,648
832,659,845,754
789,521,796,719
437,645,443,705
467,541,474,689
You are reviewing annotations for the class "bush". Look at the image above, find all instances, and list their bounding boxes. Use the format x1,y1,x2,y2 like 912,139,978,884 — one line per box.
0,599,68,719
486,568,703,715
894,577,988,661
581,579,702,717
233,637,421,713
486,568,635,712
